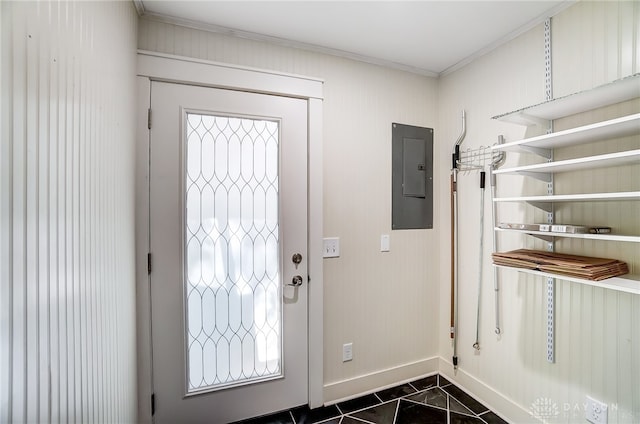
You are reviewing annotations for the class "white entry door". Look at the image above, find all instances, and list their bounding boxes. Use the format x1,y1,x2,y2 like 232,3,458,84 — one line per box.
149,81,308,423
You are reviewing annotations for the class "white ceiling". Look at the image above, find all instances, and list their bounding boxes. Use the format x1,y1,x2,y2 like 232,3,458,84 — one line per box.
137,1,573,76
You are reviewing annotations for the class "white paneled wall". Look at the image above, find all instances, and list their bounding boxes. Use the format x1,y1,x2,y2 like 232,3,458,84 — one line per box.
438,2,639,423
553,0,640,98
138,17,441,402
1,2,138,423
137,2,639,422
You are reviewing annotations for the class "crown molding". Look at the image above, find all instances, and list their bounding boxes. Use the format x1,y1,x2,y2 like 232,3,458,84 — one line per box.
136,0,575,79
132,0,145,16
138,12,440,78
440,0,575,77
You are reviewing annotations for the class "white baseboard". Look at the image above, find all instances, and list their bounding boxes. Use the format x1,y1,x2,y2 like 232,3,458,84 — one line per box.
323,356,439,405
322,356,536,423
438,357,536,423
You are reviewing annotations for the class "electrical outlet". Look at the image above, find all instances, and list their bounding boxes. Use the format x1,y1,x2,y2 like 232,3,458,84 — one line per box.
586,396,608,424
342,343,353,362
323,237,340,258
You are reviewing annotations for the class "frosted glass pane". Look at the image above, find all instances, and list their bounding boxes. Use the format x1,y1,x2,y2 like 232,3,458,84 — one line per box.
185,113,281,393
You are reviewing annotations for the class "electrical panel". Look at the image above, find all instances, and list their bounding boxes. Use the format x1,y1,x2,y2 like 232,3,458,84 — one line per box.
392,123,433,230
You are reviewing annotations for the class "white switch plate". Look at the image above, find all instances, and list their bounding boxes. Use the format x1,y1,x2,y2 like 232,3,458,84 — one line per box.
586,396,608,424
380,234,390,252
323,237,340,258
342,343,353,362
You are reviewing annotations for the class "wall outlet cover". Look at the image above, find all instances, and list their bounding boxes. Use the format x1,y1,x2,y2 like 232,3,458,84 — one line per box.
585,396,608,424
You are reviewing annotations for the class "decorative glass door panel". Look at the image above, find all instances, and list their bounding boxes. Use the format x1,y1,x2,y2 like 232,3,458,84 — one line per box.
150,81,307,423
184,113,282,393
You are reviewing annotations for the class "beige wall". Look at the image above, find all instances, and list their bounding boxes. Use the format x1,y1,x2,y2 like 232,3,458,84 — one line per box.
139,18,442,401
437,1,640,422
1,1,138,422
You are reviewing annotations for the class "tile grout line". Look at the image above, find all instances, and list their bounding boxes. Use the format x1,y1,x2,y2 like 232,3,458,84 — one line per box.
402,396,450,414
247,374,506,424
346,414,376,424
448,395,477,417
340,397,397,418
446,391,451,424
478,411,499,423
443,386,489,417
314,417,342,424
392,398,401,424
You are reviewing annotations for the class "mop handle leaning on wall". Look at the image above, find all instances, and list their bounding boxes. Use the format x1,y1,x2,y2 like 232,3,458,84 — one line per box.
450,110,465,370
473,171,486,350
452,159,459,368
450,169,456,340
451,151,459,368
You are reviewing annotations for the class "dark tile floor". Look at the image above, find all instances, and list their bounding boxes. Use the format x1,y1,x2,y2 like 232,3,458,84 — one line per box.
235,374,509,424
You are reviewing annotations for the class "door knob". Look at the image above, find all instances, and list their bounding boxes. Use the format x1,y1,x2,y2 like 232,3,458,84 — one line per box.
288,275,303,287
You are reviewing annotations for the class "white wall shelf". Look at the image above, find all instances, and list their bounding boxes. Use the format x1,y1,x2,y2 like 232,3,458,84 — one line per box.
493,149,640,181
494,265,640,295
493,73,640,125
493,191,640,203
495,227,640,243
493,74,639,300
494,192,640,212
492,113,640,156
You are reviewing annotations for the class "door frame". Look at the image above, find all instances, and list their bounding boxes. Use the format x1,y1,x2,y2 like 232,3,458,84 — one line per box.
135,50,324,423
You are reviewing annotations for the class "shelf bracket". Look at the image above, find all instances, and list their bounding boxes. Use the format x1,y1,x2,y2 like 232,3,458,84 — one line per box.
546,277,555,363
520,145,552,159
526,201,553,212
543,16,555,365
504,112,551,128
517,171,552,182
528,233,555,243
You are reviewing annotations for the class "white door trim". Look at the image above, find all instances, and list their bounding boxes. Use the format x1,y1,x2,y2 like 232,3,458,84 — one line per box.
135,51,324,423
137,50,324,100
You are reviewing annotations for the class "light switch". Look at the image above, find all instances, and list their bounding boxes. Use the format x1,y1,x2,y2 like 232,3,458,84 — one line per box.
323,237,340,258
381,234,390,252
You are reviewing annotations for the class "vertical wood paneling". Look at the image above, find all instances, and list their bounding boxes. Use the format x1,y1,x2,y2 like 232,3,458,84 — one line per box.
438,2,640,423
1,1,137,423
1,4,11,421
554,0,640,97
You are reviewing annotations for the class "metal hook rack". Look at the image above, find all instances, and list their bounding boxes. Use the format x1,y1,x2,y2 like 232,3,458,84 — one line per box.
456,145,504,172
